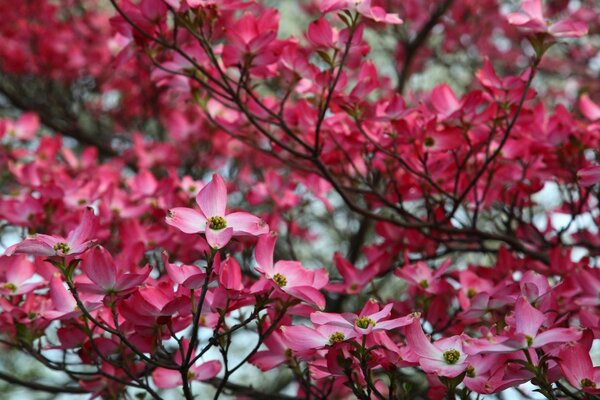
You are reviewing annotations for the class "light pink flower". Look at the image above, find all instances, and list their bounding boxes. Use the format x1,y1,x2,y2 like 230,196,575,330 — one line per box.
405,319,468,378
320,0,403,25
559,334,600,394
310,300,414,336
254,232,328,309
166,173,268,249
77,246,150,297
507,0,587,38
5,207,97,257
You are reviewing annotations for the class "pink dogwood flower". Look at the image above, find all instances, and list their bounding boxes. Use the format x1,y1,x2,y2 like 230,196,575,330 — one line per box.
325,252,378,294
166,174,269,249
507,0,587,38
281,324,356,352
5,207,97,257
405,318,468,378
0,255,43,295
559,334,600,394
254,231,328,309
310,300,414,336
320,0,403,25
77,246,150,298
152,340,221,389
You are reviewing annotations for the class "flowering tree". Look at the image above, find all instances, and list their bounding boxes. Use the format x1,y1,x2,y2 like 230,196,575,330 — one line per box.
0,0,599,398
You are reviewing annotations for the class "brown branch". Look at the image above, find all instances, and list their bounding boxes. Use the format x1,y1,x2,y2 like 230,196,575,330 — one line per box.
0,370,89,394
396,0,454,93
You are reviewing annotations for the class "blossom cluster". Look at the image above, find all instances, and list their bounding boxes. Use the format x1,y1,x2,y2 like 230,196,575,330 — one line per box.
0,0,599,399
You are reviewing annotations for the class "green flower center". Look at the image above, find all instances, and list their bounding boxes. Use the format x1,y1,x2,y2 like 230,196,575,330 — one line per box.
329,332,345,345
424,136,435,147
581,378,596,388
2,283,17,293
419,279,429,289
208,216,227,230
466,365,475,378
525,335,534,347
443,349,461,364
273,273,287,287
467,288,477,298
355,316,375,329
53,242,71,254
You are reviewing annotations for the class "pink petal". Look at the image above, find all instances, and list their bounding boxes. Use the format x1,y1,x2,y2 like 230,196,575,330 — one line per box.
559,342,593,389
4,255,34,284
310,311,354,328
249,351,287,371
219,255,243,291
225,211,269,236
191,360,221,380
50,275,76,312
284,285,326,309
281,325,328,351
405,319,441,359
548,19,588,37
206,227,233,249
166,207,207,233
532,327,582,348
152,368,182,389
580,94,600,121
196,173,227,218
420,357,467,378
506,12,533,26
376,315,414,330
255,232,277,273
82,246,116,289
431,84,460,118
307,18,334,47
521,0,544,22
67,207,97,248
5,238,55,257
514,296,545,338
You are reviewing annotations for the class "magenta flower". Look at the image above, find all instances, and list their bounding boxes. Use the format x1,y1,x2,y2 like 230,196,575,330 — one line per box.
281,324,356,352
5,207,97,257
325,252,378,295
166,173,269,249
507,0,587,38
77,246,150,298
0,255,43,295
509,296,582,349
152,340,221,389
310,300,414,336
559,335,600,394
405,319,468,378
255,232,328,309
320,0,403,25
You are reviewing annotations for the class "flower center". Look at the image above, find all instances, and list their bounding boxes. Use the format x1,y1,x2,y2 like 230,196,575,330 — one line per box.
419,279,429,289
355,316,375,329
525,335,534,347
466,365,475,378
53,242,71,254
424,136,435,147
208,216,227,230
581,378,596,388
2,283,17,293
443,349,461,364
467,288,477,298
273,273,287,287
329,331,345,345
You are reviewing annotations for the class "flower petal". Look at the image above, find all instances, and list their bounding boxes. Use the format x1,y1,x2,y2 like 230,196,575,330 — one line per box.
196,173,227,218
